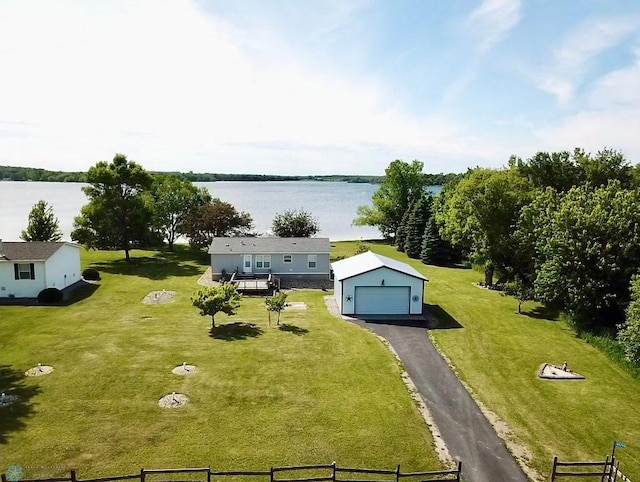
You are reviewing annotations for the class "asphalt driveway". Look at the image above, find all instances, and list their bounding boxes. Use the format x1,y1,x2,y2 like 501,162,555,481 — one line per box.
350,317,529,482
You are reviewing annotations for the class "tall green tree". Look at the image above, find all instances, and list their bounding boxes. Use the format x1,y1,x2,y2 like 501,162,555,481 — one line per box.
403,194,433,258
271,209,320,237
71,154,153,262
394,205,412,253
149,175,212,250
437,168,534,285
420,215,448,265
618,275,640,364
354,160,427,239
21,200,63,242
533,181,640,330
182,199,253,249
191,283,242,330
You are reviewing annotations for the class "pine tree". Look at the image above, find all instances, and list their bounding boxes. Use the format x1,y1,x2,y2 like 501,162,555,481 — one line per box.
404,194,433,258
394,202,412,252
21,200,63,242
421,215,448,265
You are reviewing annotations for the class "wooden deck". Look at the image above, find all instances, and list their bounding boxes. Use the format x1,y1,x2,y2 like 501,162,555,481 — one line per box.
235,279,270,291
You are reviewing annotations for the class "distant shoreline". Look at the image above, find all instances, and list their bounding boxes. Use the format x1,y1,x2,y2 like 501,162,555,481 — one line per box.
0,165,457,186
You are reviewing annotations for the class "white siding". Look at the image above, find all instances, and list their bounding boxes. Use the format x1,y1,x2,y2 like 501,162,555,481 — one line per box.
0,262,46,298
339,267,424,315
334,275,342,313
45,244,82,290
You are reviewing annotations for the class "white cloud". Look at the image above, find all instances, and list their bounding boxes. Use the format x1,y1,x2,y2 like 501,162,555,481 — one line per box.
0,0,496,174
465,0,522,52
533,16,639,104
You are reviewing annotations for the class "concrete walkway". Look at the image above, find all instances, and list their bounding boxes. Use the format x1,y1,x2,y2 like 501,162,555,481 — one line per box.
350,318,529,482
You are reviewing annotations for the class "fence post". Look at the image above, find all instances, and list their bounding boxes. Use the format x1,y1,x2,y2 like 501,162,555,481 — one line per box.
331,462,336,482
456,461,462,482
207,466,211,482
1,473,8,482
270,466,274,482
140,468,145,482
550,456,557,482
395,464,400,482
601,456,610,482
71,470,77,482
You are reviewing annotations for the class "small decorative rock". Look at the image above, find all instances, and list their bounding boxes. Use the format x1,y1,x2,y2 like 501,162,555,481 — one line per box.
158,392,189,408
142,290,177,304
172,363,198,375
25,364,54,377
0,392,19,406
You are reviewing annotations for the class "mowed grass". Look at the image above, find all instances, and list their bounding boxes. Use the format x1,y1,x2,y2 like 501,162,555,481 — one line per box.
0,247,440,478
335,240,640,480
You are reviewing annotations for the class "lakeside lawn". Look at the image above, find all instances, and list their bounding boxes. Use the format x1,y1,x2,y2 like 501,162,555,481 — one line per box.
0,247,440,478
336,240,640,480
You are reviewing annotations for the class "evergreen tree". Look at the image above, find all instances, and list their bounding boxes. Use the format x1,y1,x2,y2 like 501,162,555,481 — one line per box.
404,194,433,258
21,200,63,241
420,215,448,265
395,206,412,252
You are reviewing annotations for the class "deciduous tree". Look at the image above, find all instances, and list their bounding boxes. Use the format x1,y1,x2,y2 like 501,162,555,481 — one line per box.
191,283,242,330
71,154,153,262
265,292,288,326
183,199,253,249
271,209,319,237
619,275,640,364
354,159,427,239
21,200,63,242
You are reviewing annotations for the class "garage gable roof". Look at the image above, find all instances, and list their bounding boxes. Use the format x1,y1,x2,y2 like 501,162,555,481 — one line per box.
331,251,428,282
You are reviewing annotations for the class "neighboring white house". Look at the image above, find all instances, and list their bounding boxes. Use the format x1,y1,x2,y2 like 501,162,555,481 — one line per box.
331,251,427,315
0,241,82,298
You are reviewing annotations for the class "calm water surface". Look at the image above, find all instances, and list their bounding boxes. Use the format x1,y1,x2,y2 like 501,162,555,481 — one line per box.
1,181,443,243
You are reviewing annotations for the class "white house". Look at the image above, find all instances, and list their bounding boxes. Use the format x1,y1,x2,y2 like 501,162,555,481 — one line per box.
0,241,82,298
331,251,427,316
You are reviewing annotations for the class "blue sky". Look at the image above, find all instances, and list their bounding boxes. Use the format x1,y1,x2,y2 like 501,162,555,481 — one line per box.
0,0,639,175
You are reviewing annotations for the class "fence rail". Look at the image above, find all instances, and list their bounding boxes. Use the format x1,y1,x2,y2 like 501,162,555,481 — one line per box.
550,456,629,482
1,463,462,482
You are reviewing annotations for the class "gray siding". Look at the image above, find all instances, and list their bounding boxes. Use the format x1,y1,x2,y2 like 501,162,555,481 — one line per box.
211,252,330,279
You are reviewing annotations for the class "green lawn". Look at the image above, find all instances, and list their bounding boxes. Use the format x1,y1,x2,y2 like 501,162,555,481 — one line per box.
0,247,440,478
341,240,640,480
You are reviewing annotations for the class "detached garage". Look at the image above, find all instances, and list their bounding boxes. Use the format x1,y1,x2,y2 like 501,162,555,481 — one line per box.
332,251,427,316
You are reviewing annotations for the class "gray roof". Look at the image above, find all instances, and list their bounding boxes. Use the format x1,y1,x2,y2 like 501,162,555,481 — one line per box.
0,241,76,262
331,251,428,282
209,237,331,254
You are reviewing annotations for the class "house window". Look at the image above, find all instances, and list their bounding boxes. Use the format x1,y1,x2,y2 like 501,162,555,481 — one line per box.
308,255,317,269
283,254,292,263
255,255,271,269
14,263,35,280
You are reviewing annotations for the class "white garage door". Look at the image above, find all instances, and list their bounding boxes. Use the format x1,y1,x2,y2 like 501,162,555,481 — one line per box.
355,286,410,315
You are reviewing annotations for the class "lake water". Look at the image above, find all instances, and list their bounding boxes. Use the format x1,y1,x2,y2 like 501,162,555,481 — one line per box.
0,181,441,242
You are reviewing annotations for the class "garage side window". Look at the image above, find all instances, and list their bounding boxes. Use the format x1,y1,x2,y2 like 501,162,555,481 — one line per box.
14,263,35,280
308,255,317,269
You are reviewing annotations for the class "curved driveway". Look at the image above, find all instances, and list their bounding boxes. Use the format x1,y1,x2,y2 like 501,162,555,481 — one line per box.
351,318,529,482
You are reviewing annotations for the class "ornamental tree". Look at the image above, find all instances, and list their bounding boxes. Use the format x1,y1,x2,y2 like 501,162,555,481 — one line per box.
271,209,320,237
191,283,242,330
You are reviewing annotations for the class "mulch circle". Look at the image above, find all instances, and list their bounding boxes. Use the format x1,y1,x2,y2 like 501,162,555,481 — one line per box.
158,392,189,408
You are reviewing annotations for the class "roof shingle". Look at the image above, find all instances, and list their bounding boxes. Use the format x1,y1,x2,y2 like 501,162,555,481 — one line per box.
209,237,330,254
0,242,70,261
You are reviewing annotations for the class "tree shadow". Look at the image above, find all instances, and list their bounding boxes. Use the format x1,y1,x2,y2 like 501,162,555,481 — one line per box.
521,305,561,321
425,304,464,329
278,323,309,335
209,322,263,341
91,251,203,280
0,365,41,444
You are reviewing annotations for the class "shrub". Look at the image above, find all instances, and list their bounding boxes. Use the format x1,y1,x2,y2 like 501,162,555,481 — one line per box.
37,288,63,304
82,268,101,281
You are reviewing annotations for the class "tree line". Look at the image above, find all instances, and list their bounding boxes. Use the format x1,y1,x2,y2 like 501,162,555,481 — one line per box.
355,152,640,366
0,164,458,186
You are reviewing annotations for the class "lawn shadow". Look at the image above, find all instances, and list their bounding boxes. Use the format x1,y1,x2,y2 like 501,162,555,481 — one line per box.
425,304,464,329
210,322,263,341
521,305,561,321
278,323,309,335
91,250,204,280
0,365,41,444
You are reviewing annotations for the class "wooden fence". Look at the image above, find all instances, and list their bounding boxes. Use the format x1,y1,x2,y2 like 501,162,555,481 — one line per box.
0,462,462,482
550,456,630,481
